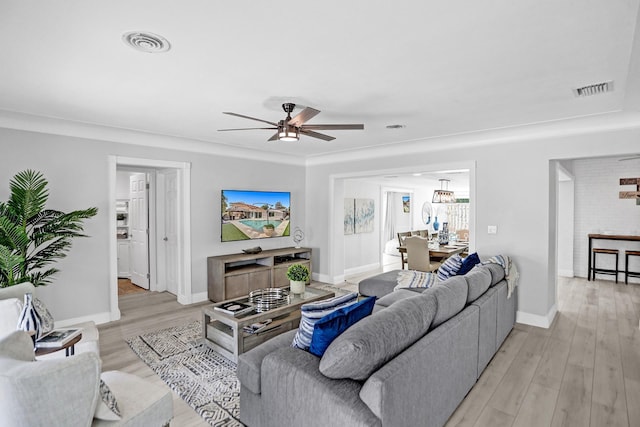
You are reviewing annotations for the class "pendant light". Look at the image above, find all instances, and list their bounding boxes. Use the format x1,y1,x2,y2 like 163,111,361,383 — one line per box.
432,179,456,203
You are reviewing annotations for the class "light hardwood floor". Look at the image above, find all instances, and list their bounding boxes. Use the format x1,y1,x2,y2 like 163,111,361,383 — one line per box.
99,272,640,427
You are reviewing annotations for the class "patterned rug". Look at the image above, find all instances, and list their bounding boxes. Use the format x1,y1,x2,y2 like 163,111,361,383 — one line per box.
127,320,243,426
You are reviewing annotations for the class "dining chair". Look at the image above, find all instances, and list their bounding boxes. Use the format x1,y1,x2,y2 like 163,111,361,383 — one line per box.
397,232,412,269
405,235,441,272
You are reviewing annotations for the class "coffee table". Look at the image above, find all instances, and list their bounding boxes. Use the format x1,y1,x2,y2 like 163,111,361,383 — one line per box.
202,287,335,362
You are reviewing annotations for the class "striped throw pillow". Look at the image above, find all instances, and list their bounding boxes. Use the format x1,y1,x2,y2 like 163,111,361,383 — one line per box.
437,254,463,281
292,292,359,351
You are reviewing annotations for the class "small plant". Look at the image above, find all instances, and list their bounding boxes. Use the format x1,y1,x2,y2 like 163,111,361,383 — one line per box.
263,223,275,230
286,263,310,282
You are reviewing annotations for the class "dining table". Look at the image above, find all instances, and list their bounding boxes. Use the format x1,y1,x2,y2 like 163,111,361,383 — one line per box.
398,242,469,269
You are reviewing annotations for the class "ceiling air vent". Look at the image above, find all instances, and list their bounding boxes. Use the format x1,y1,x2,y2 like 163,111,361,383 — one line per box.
122,31,171,53
573,81,613,97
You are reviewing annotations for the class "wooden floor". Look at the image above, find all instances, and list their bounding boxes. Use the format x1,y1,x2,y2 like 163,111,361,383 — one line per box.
99,274,640,427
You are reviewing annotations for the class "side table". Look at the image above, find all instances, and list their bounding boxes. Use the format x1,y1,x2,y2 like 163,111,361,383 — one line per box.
35,333,82,357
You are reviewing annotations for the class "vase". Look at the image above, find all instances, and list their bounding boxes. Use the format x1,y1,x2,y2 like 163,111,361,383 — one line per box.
433,216,440,231
290,280,305,295
439,222,449,245
17,293,43,343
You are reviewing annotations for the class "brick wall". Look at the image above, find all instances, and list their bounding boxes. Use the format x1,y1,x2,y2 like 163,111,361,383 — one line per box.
573,157,640,283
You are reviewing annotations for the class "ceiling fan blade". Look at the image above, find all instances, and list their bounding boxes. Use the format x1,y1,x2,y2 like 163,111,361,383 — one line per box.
218,127,277,131
300,124,364,130
267,132,279,141
288,107,321,127
300,128,335,141
223,112,278,127
619,155,640,161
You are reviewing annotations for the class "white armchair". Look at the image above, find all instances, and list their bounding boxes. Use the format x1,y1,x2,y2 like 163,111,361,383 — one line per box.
0,282,99,358
0,331,173,426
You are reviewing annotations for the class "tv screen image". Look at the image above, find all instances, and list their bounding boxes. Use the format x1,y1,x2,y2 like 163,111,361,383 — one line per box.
221,190,291,242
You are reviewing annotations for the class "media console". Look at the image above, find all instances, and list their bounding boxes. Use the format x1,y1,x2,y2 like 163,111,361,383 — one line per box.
207,247,312,302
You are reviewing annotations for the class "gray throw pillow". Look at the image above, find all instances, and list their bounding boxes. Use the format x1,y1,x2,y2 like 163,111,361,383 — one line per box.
319,292,437,380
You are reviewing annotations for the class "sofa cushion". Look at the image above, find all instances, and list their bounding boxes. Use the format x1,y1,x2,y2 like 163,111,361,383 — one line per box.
457,252,481,275
482,262,506,286
437,255,463,281
358,270,401,298
431,276,468,328
96,371,173,427
309,297,375,357
0,298,22,339
292,292,359,351
95,378,122,420
374,288,421,309
238,329,298,395
319,292,437,381
464,266,492,303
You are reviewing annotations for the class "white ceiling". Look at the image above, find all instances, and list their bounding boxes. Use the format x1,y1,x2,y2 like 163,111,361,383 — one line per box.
1,1,639,160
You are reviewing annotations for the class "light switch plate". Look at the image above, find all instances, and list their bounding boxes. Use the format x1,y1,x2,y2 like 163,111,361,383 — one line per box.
488,225,497,234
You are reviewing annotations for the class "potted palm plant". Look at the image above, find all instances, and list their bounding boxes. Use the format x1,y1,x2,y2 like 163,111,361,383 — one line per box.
286,263,309,294
0,169,98,287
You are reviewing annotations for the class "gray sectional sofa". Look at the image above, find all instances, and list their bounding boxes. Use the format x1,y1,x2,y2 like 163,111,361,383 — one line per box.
237,262,517,427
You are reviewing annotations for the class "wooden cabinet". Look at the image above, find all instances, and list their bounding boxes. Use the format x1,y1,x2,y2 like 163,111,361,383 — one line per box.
207,247,312,302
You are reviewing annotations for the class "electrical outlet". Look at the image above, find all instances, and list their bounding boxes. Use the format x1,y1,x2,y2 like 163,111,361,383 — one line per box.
488,225,497,234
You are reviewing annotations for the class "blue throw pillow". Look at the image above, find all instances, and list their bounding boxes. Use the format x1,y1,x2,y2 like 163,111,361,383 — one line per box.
308,297,376,357
458,252,481,275
437,254,463,281
292,292,359,350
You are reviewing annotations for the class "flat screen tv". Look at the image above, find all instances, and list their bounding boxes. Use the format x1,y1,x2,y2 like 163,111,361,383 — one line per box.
221,190,291,242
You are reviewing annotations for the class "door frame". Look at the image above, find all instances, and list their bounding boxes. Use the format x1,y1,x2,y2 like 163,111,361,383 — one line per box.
108,156,192,321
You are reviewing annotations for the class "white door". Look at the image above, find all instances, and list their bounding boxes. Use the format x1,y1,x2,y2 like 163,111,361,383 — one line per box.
163,169,179,296
130,173,150,289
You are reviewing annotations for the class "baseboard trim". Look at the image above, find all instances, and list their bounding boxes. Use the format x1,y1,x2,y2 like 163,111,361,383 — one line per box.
55,311,112,328
313,272,344,285
558,269,574,277
516,304,557,329
344,263,380,277
190,292,209,304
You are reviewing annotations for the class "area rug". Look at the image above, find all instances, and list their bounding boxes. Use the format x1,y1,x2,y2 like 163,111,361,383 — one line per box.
126,320,243,426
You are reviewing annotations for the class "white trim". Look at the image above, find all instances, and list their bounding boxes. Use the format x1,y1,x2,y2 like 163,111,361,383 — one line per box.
107,156,121,321
191,292,209,304
313,272,343,285
558,269,574,277
516,304,557,329
344,263,381,277
55,311,112,328
109,156,192,322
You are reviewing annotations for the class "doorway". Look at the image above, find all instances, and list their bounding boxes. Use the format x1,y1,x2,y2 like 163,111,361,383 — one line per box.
108,156,192,322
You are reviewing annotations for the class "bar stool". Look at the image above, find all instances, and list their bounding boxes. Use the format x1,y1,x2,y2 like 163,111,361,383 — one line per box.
591,248,619,283
625,250,640,284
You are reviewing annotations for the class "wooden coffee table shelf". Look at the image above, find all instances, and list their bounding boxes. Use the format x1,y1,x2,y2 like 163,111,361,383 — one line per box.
202,286,334,362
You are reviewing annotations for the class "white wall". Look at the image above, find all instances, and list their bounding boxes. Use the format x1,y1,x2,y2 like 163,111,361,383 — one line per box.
573,157,640,282
305,125,640,327
343,180,380,272
0,127,306,323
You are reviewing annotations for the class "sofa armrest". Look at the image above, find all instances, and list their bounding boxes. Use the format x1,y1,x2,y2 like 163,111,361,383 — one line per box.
237,329,297,394
260,347,380,427
0,341,101,427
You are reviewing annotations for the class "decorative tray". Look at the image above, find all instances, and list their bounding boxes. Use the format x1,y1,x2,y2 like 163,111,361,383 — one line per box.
248,288,290,313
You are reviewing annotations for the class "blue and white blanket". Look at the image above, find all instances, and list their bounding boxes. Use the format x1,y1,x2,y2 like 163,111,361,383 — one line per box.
481,255,519,298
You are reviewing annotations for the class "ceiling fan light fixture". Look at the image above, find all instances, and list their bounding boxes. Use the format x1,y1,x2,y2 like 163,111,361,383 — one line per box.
278,124,299,141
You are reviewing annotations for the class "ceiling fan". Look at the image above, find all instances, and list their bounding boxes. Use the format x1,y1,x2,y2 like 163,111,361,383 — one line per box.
218,103,364,142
